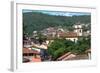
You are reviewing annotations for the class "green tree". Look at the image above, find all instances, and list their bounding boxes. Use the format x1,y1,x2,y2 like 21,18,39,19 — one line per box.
47,38,74,60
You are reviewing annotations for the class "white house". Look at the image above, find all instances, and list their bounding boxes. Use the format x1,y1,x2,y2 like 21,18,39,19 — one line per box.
73,24,83,36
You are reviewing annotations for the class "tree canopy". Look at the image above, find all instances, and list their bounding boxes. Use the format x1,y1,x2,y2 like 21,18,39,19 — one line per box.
47,36,90,60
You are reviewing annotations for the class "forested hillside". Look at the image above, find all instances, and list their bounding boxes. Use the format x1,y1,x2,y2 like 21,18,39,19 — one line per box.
23,12,91,35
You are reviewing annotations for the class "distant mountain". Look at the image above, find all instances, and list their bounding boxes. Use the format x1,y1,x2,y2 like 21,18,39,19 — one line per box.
23,12,91,35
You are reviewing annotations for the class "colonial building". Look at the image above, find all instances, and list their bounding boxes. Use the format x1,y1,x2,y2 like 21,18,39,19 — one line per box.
23,48,40,56
57,31,78,42
73,23,83,36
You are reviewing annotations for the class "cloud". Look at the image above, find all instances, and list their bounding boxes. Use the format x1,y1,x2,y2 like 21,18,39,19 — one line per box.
41,11,90,16
23,9,91,16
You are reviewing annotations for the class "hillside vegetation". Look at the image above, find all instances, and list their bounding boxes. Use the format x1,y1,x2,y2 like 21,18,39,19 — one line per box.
23,12,91,35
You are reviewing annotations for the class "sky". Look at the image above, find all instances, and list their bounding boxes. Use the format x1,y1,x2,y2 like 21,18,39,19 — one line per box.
23,9,91,17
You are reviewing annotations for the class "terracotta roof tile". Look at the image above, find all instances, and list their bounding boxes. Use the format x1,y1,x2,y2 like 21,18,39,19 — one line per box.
23,48,40,54
32,57,41,62
59,32,78,38
57,52,71,60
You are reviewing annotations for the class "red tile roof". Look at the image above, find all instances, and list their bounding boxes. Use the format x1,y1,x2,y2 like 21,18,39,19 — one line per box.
32,57,41,62
57,52,71,60
62,54,76,60
57,52,76,61
59,32,78,38
23,48,40,54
